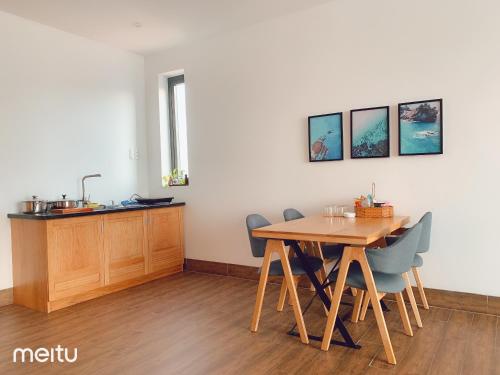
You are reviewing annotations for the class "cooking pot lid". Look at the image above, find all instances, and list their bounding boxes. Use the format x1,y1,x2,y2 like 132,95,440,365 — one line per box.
57,194,74,201
25,195,47,202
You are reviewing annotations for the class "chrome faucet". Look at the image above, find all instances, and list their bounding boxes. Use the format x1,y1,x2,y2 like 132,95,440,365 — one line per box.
81,174,102,206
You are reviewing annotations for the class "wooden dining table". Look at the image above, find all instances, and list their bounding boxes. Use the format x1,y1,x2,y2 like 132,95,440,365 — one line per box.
251,214,410,364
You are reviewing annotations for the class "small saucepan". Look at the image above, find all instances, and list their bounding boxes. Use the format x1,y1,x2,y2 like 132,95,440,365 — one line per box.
21,196,49,214
52,194,79,209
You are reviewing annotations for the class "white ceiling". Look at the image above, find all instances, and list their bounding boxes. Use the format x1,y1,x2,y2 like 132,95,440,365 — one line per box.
0,0,332,55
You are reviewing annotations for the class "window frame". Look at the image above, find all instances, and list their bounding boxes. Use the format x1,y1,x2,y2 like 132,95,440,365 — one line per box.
167,74,185,173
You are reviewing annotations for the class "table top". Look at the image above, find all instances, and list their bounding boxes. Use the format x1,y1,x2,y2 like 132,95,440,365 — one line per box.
252,215,410,245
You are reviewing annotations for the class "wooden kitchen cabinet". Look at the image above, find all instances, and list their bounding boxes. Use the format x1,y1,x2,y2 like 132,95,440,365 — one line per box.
104,210,148,284
148,207,184,274
47,215,105,301
9,204,185,312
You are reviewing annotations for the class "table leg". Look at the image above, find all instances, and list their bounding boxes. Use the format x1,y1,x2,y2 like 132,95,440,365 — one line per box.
289,241,358,348
250,241,273,332
321,246,396,364
276,278,287,312
279,246,296,309
321,246,354,350
289,277,299,306
276,240,309,344
356,248,396,365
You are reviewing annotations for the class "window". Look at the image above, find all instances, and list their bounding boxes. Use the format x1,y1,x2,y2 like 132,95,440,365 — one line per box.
166,74,189,185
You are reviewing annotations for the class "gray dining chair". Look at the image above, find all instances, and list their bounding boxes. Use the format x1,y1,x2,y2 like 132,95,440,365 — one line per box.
386,212,432,310
246,214,324,324
329,222,423,338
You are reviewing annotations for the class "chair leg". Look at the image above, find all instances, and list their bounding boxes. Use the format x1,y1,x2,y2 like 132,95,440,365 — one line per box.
277,277,287,312
403,272,423,328
359,292,370,321
292,277,300,306
250,243,273,332
412,266,429,310
351,289,364,323
309,280,316,292
395,292,413,337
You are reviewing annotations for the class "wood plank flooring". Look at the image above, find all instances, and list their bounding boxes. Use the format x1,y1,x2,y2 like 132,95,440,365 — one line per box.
0,271,498,375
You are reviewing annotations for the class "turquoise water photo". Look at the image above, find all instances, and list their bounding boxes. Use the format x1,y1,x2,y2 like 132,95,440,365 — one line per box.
351,107,389,158
308,113,343,161
399,99,442,155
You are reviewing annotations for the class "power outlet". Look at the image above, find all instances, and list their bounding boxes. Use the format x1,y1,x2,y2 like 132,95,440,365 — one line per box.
129,148,139,160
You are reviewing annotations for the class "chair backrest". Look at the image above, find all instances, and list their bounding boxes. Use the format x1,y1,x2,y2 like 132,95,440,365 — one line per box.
246,214,271,258
366,222,422,275
283,208,304,222
417,212,432,253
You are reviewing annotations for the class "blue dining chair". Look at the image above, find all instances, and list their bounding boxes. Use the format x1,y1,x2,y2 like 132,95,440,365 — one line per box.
246,214,324,332
358,218,428,328
329,222,423,339
386,212,432,310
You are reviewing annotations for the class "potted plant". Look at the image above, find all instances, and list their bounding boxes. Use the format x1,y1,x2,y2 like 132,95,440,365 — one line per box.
163,169,188,187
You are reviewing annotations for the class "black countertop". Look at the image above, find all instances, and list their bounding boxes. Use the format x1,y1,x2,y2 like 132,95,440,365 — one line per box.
7,202,186,220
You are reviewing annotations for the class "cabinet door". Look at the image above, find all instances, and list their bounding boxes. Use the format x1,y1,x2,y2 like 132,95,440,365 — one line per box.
47,216,104,301
147,207,184,274
104,211,147,284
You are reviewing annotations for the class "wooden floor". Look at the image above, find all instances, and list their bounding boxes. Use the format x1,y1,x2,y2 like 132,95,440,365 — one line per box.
0,272,498,375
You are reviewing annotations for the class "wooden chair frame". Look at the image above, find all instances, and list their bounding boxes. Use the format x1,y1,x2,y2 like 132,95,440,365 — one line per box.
356,272,423,329
412,266,430,309
352,289,414,337
386,234,430,310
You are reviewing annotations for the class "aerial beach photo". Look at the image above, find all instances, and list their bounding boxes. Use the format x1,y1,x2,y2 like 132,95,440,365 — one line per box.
308,112,343,161
351,106,389,158
399,99,443,155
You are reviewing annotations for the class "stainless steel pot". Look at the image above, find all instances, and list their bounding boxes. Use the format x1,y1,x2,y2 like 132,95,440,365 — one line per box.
52,194,79,209
21,196,48,214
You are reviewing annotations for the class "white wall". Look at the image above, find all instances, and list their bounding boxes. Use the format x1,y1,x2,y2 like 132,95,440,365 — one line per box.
0,11,148,289
145,0,500,297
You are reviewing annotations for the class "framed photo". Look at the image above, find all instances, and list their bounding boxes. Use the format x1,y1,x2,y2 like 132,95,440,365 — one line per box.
308,112,343,162
398,99,443,156
350,106,390,158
